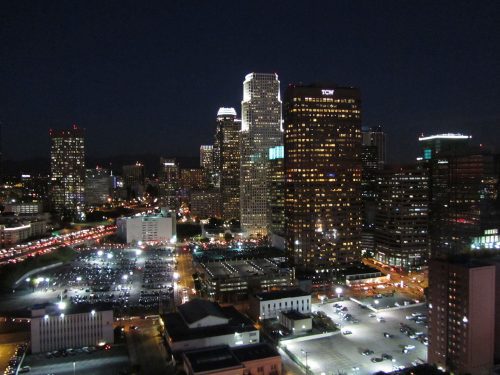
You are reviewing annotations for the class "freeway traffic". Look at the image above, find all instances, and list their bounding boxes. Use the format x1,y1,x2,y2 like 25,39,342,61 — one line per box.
0,225,116,266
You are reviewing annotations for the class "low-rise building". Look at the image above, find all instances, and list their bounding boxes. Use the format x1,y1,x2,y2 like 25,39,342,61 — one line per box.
30,305,113,353
0,219,46,246
161,299,259,355
3,202,43,215
196,258,294,303
279,310,312,334
249,289,311,321
116,208,176,243
183,344,282,375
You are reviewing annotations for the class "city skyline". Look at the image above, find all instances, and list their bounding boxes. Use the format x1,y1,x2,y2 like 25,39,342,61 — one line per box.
1,1,499,163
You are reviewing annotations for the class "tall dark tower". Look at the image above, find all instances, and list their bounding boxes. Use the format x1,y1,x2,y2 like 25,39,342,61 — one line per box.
284,84,362,272
214,108,241,221
50,124,86,221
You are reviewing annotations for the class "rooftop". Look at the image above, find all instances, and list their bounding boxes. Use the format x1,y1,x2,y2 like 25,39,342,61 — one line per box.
183,346,242,373
163,305,256,344
177,299,226,325
201,258,290,280
232,343,280,362
281,310,310,320
255,289,310,301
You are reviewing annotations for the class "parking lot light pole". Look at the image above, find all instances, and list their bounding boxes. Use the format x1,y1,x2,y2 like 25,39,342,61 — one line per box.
301,349,309,375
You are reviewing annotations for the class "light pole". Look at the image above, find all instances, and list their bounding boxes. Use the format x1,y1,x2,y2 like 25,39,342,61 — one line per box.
335,287,343,300
301,349,309,375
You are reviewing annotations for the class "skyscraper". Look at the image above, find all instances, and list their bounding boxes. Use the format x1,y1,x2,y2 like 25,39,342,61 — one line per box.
122,162,144,199
159,158,179,210
268,146,285,236
284,84,362,272
50,125,85,221
362,125,386,168
374,165,429,268
200,145,214,186
240,73,282,235
419,134,498,258
214,108,241,221
85,167,112,207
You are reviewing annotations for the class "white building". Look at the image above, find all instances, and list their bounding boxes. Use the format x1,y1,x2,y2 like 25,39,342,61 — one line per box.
240,73,282,236
116,208,176,243
279,310,312,334
3,202,43,215
0,220,46,246
30,306,113,353
161,299,259,354
249,289,311,321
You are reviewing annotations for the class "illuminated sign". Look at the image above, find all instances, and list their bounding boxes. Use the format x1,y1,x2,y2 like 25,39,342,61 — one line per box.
321,89,334,96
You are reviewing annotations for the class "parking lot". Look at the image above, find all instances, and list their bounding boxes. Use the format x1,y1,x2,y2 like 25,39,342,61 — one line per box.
4,247,177,317
282,300,427,375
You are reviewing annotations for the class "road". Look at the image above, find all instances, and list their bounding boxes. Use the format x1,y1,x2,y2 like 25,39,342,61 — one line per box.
175,249,195,299
124,318,174,375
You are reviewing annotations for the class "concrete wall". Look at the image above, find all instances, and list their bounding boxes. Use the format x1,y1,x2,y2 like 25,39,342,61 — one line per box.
170,330,259,353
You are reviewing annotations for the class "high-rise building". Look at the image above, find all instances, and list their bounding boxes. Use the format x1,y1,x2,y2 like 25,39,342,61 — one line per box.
284,84,362,272
374,165,429,268
159,158,179,210
428,258,497,374
200,145,214,186
122,162,144,199
179,168,204,190
240,73,282,235
85,167,112,207
214,108,241,221
362,125,386,168
419,134,498,258
50,125,85,221
268,146,285,235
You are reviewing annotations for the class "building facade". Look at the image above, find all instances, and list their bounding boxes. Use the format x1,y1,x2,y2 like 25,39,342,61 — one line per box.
419,134,498,258
85,167,112,207
200,145,214,186
122,163,144,199
284,84,362,272
268,146,285,235
428,259,496,374
159,158,180,210
362,125,386,168
240,73,282,236
31,307,113,354
50,125,85,221
116,209,176,243
214,108,241,221
249,289,311,321
374,165,429,268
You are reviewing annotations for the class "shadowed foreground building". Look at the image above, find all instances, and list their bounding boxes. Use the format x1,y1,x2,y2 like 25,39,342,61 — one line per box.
428,258,497,374
284,84,362,272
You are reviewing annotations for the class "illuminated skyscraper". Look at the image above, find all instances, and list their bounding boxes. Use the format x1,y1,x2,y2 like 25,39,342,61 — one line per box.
268,146,285,235
240,73,282,235
418,134,498,258
362,125,386,168
159,158,179,210
200,145,214,185
284,84,362,271
50,124,85,221
214,108,241,221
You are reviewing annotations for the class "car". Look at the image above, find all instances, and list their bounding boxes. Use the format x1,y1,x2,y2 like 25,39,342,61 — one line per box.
371,357,383,363
404,344,416,350
383,332,393,338
381,353,393,360
362,349,374,356
369,313,376,318
342,330,352,335
377,317,386,323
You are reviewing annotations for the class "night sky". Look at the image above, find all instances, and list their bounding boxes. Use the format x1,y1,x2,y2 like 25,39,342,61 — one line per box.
1,0,499,164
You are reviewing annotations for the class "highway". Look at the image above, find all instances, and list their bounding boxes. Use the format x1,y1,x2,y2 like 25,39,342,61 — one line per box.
0,225,116,266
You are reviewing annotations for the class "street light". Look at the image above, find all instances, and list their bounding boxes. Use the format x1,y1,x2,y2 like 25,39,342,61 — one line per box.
301,349,309,375
335,287,343,299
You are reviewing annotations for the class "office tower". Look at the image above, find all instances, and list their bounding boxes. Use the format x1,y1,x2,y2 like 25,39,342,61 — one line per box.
240,73,282,235
179,168,204,190
268,146,285,235
374,165,429,268
122,163,144,199
360,144,379,255
159,158,179,210
49,125,85,221
419,134,498,258
362,125,386,168
284,84,362,272
190,188,221,219
85,167,112,207
200,145,214,185
214,107,241,221
428,258,496,374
